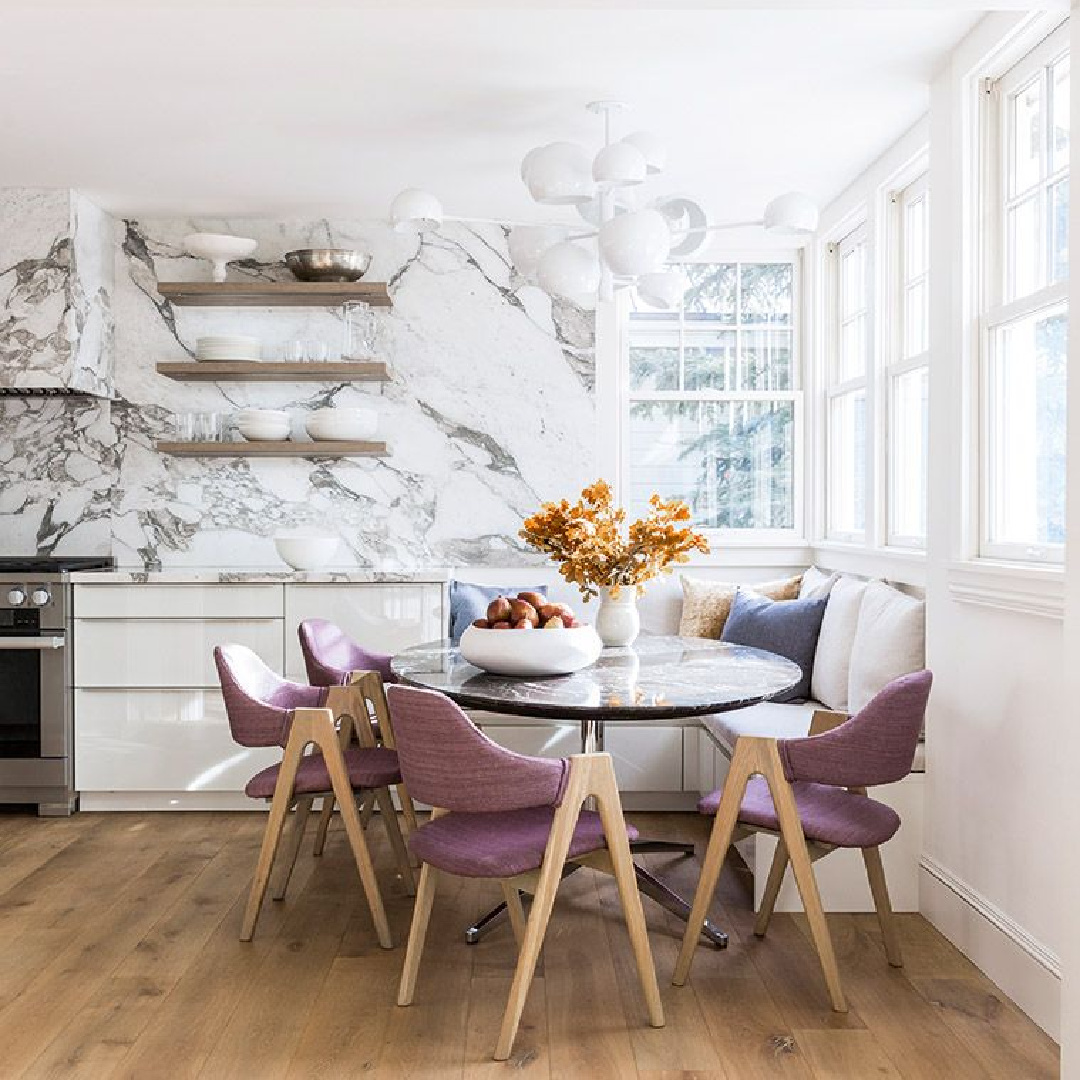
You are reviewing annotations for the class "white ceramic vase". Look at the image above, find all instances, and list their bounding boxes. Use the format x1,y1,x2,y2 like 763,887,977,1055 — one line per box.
594,586,641,647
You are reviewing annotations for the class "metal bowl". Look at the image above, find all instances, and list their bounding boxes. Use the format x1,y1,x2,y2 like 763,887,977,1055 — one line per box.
284,249,371,282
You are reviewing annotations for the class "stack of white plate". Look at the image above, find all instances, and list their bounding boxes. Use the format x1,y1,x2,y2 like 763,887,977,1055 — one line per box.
196,335,261,363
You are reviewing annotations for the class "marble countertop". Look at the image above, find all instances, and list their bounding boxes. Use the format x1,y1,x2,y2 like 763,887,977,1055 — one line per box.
69,567,453,584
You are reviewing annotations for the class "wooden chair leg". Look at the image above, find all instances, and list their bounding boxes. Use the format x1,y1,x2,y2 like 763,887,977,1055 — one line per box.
360,792,375,830
494,763,587,1061
272,795,313,901
312,796,335,856
754,837,789,938
673,738,757,986
863,845,903,967
241,732,306,942
762,744,847,1012
311,714,393,950
373,786,416,895
397,863,439,1005
500,881,527,947
593,758,664,1028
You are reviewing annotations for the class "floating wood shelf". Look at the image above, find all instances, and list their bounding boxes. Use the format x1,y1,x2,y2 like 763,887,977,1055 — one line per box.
157,281,391,308
157,440,387,459
156,360,390,383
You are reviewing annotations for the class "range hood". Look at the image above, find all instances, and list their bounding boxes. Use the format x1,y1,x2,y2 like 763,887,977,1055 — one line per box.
0,189,114,398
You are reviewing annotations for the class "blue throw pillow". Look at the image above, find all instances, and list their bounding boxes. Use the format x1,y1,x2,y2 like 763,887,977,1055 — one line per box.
720,588,828,702
448,580,547,642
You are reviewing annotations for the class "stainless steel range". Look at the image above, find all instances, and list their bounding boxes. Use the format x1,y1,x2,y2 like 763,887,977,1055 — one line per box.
0,555,115,814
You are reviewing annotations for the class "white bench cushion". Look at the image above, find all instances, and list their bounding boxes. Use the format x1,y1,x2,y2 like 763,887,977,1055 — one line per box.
701,700,926,773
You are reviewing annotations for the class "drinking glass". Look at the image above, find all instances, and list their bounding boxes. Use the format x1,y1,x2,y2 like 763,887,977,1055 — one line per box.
172,412,196,442
194,412,222,442
284,339,306,363
342,302,377,360
305,340,329,363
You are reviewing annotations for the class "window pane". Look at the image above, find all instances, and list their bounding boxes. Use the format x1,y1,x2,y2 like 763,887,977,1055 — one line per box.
840,243,866,319
891,367,928,542
1052,55,1070,174
829,391,866,535
1010,75,1043,197
904,195,928,280
682,263,736,322
988,305,1067,548
1051,177,1069,284
903,280,928,358
683,338,737,391
839,314,866,381
1007,193,1042,300
740,263,793,324
742,329,793,391
629,346,679,391
627,400,795,530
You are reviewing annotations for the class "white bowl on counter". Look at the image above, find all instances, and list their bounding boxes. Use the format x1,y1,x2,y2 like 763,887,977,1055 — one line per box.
459,624,602,677
305,407,378,442
274,531,340,570
237,409,291,442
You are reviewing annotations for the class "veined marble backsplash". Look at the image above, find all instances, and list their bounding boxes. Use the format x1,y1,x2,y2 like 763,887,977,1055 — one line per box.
0,203,596,569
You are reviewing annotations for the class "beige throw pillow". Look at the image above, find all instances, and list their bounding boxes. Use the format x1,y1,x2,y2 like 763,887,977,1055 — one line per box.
678,573,803,640
847,580,926,712
810,575,867,710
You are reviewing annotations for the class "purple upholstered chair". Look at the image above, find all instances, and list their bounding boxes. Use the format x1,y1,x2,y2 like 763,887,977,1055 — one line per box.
386,684,665,1061
673,670,933,1013
214,643,415,947
297,619,418,856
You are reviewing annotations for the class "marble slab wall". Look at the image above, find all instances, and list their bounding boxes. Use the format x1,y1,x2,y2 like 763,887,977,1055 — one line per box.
0,203,596,569
0,188,114,395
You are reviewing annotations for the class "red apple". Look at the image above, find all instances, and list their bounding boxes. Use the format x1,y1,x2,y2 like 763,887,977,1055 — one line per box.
517,590,547,610
472,618,490,629
542,615,563,629
492,620,511,630
508,598,539,626
512,618,534,630
559,613,576,628
486,596,512,623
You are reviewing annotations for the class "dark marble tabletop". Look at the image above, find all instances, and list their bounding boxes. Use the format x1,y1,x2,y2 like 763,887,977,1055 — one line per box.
390,635,802,721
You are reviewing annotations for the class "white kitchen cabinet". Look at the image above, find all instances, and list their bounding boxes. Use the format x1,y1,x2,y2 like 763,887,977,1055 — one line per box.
604,726,683,792
74,583,281,620
75,689,278,794
476,723,581,762
283,582,443,679
74,618,284,688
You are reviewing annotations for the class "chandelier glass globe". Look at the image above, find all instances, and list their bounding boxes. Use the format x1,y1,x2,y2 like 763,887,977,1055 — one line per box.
598,209,671,277
507,225,566,281
524,142,595,206
537,241,601,298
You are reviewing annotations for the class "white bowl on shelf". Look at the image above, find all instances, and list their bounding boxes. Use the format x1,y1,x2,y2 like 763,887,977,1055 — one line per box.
274,531,340,570
237,410,291,442
305,407,378,442
459,624,602,677
183,233,258,282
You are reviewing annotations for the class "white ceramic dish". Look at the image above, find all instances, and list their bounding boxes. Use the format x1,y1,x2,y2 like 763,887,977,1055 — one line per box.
237,409,289,423
274,532,340,570
237,410,291,442
183,233,258,282
305,406,378,442
459,624,602,677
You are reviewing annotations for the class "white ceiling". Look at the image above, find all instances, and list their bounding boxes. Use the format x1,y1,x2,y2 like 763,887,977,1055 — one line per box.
0,6,988,223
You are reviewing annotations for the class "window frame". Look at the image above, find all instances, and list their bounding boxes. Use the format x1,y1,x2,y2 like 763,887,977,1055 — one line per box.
618,253,805,544
825,221,871,543
977,21,1069,565
886,172,931,549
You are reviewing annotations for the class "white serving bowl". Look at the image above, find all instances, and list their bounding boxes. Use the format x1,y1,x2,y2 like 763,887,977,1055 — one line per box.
305,407,378,442
237,409,289,424
183,233,258,282
274,532,340,570
459,624,602,677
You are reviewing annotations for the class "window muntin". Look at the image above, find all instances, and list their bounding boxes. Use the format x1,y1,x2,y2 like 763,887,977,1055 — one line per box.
626,260,800,533
981,26,1069,563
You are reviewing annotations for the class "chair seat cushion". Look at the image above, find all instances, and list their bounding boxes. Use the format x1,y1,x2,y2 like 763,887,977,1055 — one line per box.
698,775,900,848
409,806,640,878
245,746,401,799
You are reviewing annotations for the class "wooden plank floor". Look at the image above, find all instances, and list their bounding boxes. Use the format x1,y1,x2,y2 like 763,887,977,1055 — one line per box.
0,810,1058,1079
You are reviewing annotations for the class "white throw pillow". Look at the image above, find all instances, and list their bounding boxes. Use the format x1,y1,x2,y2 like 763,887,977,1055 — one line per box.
800,566,839,600
847,580,926,712
810,575,866,710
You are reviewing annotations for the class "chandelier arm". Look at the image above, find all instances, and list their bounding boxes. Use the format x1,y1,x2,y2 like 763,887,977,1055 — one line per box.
674,219,765,236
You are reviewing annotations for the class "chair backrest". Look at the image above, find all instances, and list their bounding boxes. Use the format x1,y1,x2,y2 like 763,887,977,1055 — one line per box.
297,618,395,686
778,669,932,788
214,643,326,748
385,684,569,813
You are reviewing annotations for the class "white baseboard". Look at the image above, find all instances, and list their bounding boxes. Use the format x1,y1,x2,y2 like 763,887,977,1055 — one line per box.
80,792,264,811
920,855,1060,1040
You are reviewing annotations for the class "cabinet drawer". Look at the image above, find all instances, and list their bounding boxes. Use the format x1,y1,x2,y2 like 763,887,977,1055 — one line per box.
75,689,279,793
284,583,444,679
605,726,683,792
74,583,282,619
74,619,283,688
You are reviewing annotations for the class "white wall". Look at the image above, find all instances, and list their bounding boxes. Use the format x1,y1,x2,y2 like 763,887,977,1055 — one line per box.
809,13,1065,1039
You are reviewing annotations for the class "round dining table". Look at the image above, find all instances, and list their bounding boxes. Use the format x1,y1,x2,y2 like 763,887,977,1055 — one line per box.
391,634,802,948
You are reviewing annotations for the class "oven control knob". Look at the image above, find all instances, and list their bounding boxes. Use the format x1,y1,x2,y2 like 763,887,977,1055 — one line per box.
7,588,26,606
31,588,52,607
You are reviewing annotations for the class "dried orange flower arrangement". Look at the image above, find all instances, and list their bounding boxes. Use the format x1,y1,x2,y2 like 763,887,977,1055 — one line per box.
519,479,709,601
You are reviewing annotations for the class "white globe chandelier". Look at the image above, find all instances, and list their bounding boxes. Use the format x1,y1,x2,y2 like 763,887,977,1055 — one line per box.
389,101,819,309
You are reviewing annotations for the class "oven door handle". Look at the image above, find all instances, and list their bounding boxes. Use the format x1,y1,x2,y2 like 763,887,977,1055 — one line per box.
0,635,66,650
